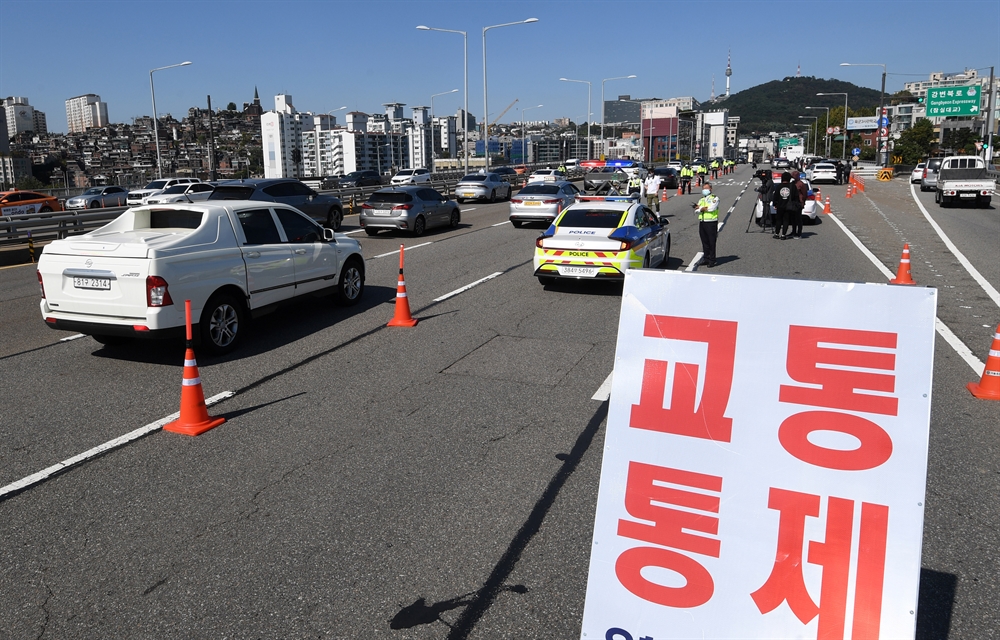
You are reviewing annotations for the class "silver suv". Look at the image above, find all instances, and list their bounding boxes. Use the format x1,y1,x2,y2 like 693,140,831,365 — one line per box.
360,186,460,237
920,157,944,192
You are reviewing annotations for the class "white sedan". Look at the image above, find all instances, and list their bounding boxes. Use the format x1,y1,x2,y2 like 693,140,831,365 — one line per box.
527,169,566,184
910,163,926,184
807,163,838,184
390,168,431,185
144,182,216,204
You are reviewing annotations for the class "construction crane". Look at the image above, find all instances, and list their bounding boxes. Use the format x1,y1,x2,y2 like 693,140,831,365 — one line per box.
488,98,519,135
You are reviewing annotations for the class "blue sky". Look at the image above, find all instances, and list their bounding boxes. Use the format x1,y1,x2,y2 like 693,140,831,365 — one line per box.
2,0,997,134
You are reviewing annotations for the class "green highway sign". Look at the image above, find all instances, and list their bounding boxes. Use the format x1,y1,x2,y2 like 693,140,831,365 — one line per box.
926,85,981,117
778,137,801,147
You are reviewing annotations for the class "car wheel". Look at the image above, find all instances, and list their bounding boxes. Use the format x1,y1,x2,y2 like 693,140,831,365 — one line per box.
490,190,497,203
934,190,941,204
91,334,132,346
449,209,460,229
89,201,101,209
199,293,246,355
335,257,365,306
977,196,991,208
326,207,343,231
537,276,556,286
510,219,522,228
364,228,380,236
504,186,512,201
39,206,53,214
663,237,671,267
412,215,426,237
456,198,465,204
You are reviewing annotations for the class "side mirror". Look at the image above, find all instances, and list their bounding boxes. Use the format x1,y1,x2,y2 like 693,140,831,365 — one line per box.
323,227,335,241
658,216,670,225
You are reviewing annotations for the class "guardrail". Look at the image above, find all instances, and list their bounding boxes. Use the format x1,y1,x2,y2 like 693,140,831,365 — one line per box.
2,168,586,248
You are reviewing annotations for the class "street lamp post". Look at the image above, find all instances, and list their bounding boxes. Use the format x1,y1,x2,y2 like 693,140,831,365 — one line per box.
601,75,636,148
798,116,819,155
149,61,192,179
805,106,830,156
482,18,538,172
840,62,887,164
430,89,459,164
521,104,543,166
560,78,592,159
817,91,850,162
417,26,469,175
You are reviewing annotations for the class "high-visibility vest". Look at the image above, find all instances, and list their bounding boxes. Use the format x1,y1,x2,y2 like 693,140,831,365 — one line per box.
711,161,719,169
697,195,720,221
628,177,642,190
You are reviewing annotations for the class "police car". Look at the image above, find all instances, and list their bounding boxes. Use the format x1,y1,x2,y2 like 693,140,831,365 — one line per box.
533,195,670,285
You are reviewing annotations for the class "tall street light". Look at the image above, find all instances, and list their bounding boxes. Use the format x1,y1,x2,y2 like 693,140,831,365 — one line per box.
483,18,538,172
521,103,543,166
417,25,469,175
601,75,636,146
817,91,850,162
149,61,192,179
430,89,459,165
798,115,819,155
841,61,887,164
805,106,830,156
560,77,592,155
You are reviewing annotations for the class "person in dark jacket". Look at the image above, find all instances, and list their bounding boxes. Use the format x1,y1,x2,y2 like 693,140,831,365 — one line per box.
768,172,800,239
755,169,773,228
790,171,809,238
835,160,845,185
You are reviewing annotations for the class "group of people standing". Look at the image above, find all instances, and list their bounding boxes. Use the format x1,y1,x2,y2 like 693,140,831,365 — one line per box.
755,169,809,239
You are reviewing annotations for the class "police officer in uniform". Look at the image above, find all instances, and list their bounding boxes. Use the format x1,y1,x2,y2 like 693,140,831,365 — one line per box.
627,174,643,197
695,183,721,268
697,163,708,187
710,159,720,179
680,164,694,194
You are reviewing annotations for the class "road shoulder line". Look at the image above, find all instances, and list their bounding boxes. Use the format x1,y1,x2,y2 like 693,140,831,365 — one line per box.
433,272,504,302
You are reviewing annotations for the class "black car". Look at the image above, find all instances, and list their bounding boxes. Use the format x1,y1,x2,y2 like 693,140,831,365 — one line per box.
339,170,382,188
208,178,345,229
491,166,518,181
652,167,679,189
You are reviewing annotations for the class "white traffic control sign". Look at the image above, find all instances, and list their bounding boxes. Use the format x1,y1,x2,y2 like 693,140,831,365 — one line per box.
581,270,937,640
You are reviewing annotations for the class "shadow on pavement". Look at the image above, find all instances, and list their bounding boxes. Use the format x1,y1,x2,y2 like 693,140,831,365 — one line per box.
916,567,957,639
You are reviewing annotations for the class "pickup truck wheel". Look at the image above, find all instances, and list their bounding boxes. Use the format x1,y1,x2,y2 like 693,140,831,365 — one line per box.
412,215,426,237
449,209,460,228
335,257,365,306
200,294,245,355
326,208,343,231
977,196,991,208
92,334,132,346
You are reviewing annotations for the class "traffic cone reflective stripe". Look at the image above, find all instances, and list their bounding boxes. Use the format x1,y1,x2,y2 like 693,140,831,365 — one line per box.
164,347,226,436
388,245,418,327
967,325,1000,400
889,243,916,285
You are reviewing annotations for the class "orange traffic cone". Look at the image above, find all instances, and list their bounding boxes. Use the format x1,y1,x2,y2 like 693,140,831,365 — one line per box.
661,190,668,202
846,184,853,198
967,324,1000,400
164,301,225,436
388,244,418,327
677,185,683,196
823,196,831,214
889,243,916,285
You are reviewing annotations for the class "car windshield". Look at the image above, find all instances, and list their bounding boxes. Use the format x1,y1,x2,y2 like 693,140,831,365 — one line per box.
519,185,561,195
83,188,103,195
208,186,255,200
395,170,414,176
558,209,625,228
460,175,487,183
143,180,169,189
343,172,364,180
162,185,189,194
368,191,413,204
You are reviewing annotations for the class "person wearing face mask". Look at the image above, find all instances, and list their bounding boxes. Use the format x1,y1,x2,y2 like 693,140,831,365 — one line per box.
694,182,721,268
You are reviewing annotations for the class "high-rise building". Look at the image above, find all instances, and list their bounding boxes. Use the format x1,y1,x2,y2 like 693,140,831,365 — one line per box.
66,94,109,133
2,97,43,136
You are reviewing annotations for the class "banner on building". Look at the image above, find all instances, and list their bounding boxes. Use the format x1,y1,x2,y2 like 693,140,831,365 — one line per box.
580,270,936,640
847,117,879,130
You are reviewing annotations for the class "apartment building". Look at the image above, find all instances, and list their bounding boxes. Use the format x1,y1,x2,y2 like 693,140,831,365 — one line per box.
2,97,46,136
66,94,109,133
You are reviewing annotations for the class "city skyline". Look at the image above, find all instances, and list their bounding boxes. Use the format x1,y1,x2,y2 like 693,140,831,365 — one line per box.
2,0,996,135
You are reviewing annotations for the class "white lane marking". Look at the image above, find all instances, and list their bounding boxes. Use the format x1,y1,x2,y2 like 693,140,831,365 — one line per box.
492,221,511,227
342,229,364,235
909,183,1000,308
372,241,433,259
59,333,86,342
685,252,704,272
592,371,613,401
463,208,478,212
0,391,235,500
433,271,504,302
828,213,985,375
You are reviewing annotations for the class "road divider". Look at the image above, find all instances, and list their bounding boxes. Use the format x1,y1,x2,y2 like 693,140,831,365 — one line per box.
433,272,503,302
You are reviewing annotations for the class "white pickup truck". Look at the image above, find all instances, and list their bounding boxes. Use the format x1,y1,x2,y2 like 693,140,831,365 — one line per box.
38,201,365,354
935,155,995,208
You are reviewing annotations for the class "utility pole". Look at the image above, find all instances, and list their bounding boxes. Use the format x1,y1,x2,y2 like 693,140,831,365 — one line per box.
985,66,995,165
207,95,217,181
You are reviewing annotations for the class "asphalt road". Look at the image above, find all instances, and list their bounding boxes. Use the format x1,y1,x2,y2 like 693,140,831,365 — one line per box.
0,165,997,639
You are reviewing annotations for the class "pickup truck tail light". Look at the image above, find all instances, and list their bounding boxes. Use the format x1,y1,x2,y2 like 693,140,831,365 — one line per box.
37,270,45,299
146,276,173,307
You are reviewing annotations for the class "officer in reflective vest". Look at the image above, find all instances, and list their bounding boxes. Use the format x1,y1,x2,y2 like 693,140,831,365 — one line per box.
680,165,694,194
697,163,708,186
695,183,720,268
627,175,642,196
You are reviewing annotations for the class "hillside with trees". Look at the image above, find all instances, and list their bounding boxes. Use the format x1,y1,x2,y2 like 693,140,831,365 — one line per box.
716,76,884,133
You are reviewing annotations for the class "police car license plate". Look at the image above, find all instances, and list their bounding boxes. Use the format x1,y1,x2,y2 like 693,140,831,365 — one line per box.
73,277,111,290
558,266,597,277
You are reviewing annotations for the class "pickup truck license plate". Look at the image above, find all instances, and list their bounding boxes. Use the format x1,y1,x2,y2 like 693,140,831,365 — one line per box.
73,277,111,290
558,265,597,277
959,193,976,198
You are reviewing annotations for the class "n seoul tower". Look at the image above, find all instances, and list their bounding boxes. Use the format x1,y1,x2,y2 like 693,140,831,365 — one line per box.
725,49,732,98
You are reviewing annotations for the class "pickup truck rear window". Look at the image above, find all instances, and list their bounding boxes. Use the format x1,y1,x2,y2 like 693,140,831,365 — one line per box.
209,186,255,200
149,209,204,229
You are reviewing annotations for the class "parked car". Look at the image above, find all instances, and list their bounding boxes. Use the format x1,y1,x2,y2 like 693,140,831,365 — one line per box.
145,182,216,204
38,201,365,354
910,163,926,184
0,190,62,216
920,157,944,192
339,170,382,188
208,178,345,229
65,186,130,209
127,178,199,205
360,186,460,237
390,168,431,185
454,173,512,203
652,167,679,190
509,181,581,227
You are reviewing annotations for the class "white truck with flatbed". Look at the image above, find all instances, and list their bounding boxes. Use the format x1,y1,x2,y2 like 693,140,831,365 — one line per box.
935,155,995,208
37,201,365,354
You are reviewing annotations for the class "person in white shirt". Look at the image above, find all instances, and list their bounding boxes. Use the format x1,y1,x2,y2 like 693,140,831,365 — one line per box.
644,173,663,211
